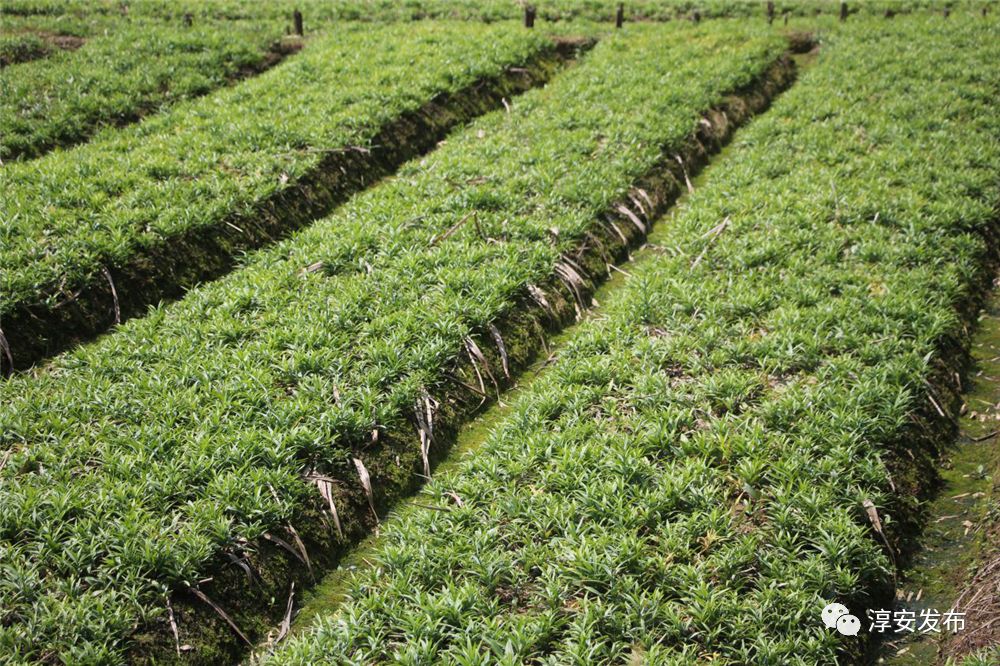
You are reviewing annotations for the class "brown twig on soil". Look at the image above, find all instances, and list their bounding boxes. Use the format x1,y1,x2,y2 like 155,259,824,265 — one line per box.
487,323,511,379
527,284,554,317
443,371,490,399
923,378,947,417
863,498,898,583
0,324,12,377
275,582,295,643
466,336,498,394
353,457,378,521
603,217,629,245
430,211,476,246
262,532,308,567
616,203,646,233
165,596,181,656
554,261,587,311
285,524,312,576
674,154,695,193
101,266,120,325
310,474,344,538
691,217,731,269
415,392,437,477
224,551,256,582
189,588,252,646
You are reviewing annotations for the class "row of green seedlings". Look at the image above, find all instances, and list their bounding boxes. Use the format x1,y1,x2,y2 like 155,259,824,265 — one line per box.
10,0,724,36
505,1,990,27
0,18,293,161
0,23,562,377
264,14,1000,665
0,7,120,41
202,9,303,36
4,0,992,22
0,23,794,664
160,0,997,44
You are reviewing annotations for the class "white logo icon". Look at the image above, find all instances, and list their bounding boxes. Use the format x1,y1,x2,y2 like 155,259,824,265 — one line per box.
822,602,861,636
822,602,849,629
836,614,861,636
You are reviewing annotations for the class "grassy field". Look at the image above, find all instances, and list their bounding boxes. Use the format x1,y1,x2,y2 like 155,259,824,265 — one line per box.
0,20,796,663
1,0,987,22
0,20,288,161
260,14,1000,665
3,2,1000,665
0,22,559,374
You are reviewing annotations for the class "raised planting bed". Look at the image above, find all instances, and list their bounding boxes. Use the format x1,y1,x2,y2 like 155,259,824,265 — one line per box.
0,21,566,374
0,22,797,664
0,19,286,160
0,33,65,67
263,14,1000,665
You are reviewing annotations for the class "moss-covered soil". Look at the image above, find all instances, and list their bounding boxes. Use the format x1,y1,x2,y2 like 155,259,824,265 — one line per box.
881,281,1000,665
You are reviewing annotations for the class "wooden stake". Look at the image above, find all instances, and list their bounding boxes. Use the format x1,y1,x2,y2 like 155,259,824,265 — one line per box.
293,9,303,36
840,1,848,21
616,3,624,28
525,5,535,28
766,1,774,24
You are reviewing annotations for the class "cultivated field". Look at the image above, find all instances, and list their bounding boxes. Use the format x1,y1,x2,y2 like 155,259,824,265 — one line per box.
1,1,999,665
0,22,561,371
266,15,1000,664
0,21,287,160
